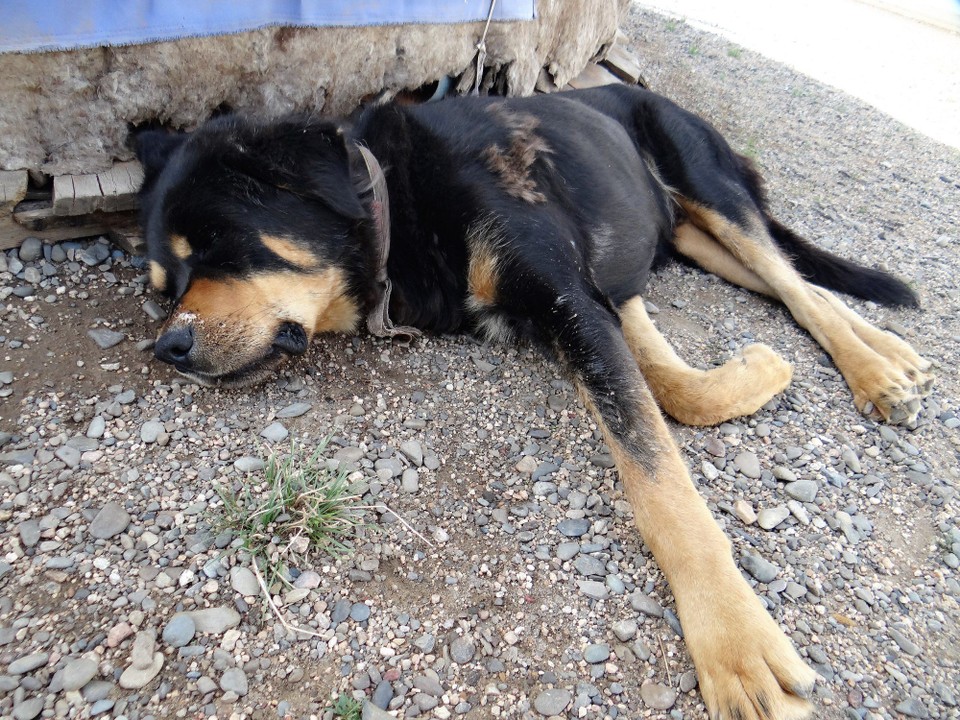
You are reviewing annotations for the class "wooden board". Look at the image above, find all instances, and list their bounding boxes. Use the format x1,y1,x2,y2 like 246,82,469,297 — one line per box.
1,200,140,251
51,161,144,216
565,63,621,90
1,170,28,209
602,44,646,85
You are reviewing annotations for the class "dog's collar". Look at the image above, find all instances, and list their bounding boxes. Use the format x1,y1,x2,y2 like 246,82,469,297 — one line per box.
355,144,421,342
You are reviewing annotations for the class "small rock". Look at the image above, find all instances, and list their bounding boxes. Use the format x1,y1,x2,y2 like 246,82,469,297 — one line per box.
277,402,311,418
86,416,106,439
400,440,423,466
162,613,196,648
450,637,475,664
18,520,40,548
142,299,167,321
401,468,420,493
118,652,163,689
629,591,663,617
734,452,762,478
577,580,609,600
784,480,818,503
140,420,165,444
583,643,610,663
557,518,591,537
413,675,444,696
757,505,790,530
234,456,265,473
611,619,638,642
350,603,371,622
12,697,44,720
515,456,538,473
741,553,780,583
888,628,922,656
87,328,126,349
61,657,98,691
130,631,156,669
372,680,393,708
230,566,260,596
187,607,241,634
18,237,43,262
220,668,249,696
259,422,289,442
534,688,572,716
640,681,677,710
88,502,130,539
8,653,49,675
895,699,929,718
734,499,757,525
293,571,321,589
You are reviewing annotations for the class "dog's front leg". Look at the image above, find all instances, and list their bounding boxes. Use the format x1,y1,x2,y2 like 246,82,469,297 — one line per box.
546,293,816,720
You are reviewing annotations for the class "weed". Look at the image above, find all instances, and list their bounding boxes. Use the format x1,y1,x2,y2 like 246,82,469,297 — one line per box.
743,138,760,161
727,46,742,59
688,44,700,57
328,694,363,719
213,441,366,590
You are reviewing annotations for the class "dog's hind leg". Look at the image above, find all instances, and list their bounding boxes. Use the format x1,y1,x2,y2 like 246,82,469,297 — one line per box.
674,222,774,297
618,294,792,426
541,291,816,720
678,199,933,425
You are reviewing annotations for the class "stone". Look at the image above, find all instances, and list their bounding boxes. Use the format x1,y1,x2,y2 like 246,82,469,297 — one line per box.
220,667,249,696
583,643,610,663
187,607,241,634
259,422,289,442
293,571,321,589
640,681,677,710
12,697,43,720
8,653,49,675
400,440,423,466
89,502,130,539
18,237,43,262
401,468,420,493
734,451,762,478
534,688,572,716
61,657,98,691
86,416,106,439
87,328,126,349
734,499,757,525
230,566,260,596
557,518,591,537
130,631,156,669
629,591,663,617
140,420,165,443
784,480,818,503
413,675,444,696
577,580,609,600
18,520,40,547
162,613,196,648
277,402,311,418
757,505,790,530
234,456,265,473
611,619,638,642
119,652,163,689
350,603,371,622
449,637,475,664
515,456,538,473
741,553,780,583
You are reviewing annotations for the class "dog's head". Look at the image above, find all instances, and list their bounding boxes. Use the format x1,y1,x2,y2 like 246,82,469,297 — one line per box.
135,116,374,387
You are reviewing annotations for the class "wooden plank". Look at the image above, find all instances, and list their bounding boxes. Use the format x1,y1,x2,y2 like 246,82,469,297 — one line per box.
97,161,143,212
1,170,28,209
565,63,622,90
1,200,139,250
602,44,645,85
52,175,76,216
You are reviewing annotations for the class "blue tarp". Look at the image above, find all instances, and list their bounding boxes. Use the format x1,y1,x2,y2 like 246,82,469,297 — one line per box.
0,0,537,54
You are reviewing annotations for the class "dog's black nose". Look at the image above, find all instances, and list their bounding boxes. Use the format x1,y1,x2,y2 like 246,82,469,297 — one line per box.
154,326,194,367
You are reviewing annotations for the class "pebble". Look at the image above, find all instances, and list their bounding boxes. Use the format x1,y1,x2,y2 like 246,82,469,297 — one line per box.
888,628,922,656
60,657,98,691
741,553,780,583
757,505,790,530
12,697,43,720
534,688,572,716
259,422,289,442
140,420,165,443
293,571,321,589
450,637,475,664
400,439,423,466
578,580,609,600
350,602,371,622
583,643,610,663
162,613,197,648
220,667,249,696
414,675,444,696
372,680,393,708
276,402,311,418
640,681,677,710
18,520,40,547
88,502,131,539
187,607,241,634
784,480,818,503
86,416,106,439
629,591,664,617
119,652,163,689
142,299,167,321
87,328,126,349
234,456,265,473
8,653,49,675
401,468,420,493
895,699,929,718
18,237,43,262
230,566,260,596
557,518,591,537
734,451,762,478
734,499,757,525
611,619,638,641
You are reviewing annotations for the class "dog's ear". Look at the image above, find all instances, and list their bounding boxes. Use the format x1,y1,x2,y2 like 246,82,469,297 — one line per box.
224,120,368,222
135,130,188,187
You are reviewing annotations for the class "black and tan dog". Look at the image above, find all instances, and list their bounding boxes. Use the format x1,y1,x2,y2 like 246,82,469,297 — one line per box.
136,84,932,719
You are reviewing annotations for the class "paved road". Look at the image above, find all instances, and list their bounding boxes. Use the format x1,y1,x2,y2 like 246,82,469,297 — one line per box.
637,0,960,148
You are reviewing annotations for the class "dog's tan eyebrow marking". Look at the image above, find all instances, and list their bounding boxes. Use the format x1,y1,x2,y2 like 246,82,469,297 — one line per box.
260,234,321,268
170,234,192,260
149,260,167,291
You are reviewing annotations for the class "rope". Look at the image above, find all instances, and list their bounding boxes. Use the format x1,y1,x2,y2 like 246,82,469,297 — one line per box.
472,0,498,96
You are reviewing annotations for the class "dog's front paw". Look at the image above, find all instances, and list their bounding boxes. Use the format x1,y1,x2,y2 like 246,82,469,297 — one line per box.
682,578,816,720
850,356,934,426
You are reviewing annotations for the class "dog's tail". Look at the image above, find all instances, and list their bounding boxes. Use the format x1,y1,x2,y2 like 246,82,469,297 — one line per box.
765,218,919,307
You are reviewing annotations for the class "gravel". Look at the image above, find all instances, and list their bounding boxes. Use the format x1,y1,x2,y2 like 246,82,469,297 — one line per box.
0,7,957,720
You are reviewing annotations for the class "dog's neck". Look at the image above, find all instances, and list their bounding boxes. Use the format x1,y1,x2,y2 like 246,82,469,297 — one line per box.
355,144,421,342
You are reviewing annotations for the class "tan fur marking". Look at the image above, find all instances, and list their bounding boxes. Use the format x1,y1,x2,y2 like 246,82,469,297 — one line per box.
261,234,321,268
578,386,816,720
673,222,774,297
677,198,932,424
619,296,792,426
483,106,551,204
170,234,192,260
468,245,499,307
149,261,167,291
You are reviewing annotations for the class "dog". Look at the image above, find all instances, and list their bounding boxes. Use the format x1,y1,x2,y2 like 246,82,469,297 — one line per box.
135,84,933,720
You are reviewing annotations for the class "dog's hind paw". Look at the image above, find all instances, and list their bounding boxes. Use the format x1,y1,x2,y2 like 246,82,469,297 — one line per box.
851,356,934,427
